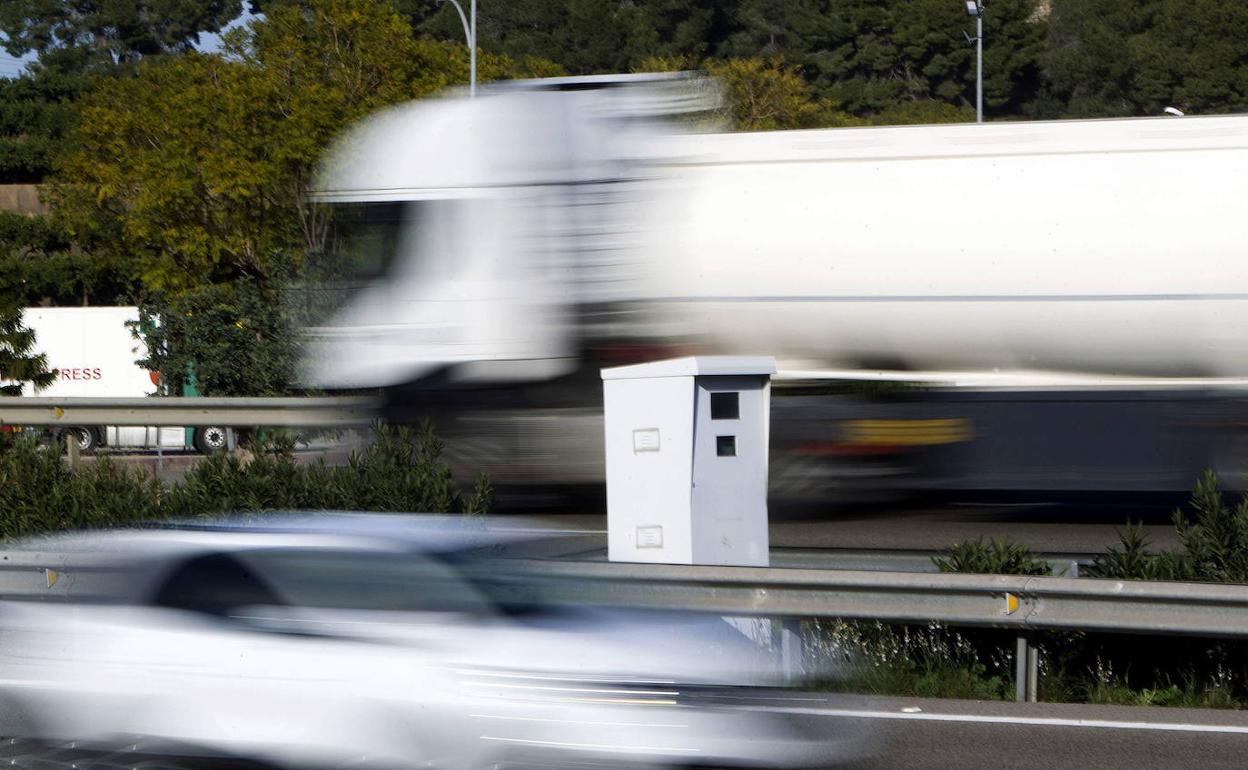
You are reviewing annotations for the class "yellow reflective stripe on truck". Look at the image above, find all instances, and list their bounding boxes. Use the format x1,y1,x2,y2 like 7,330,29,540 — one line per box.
840,418,974,446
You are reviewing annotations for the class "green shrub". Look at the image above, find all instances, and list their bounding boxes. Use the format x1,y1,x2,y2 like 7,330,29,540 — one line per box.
1090,470,1248,583
0,436,160,538
0,422,491,540
163,423,492,518
134,281,301,397
916,470,1248,707
933,536,1051,576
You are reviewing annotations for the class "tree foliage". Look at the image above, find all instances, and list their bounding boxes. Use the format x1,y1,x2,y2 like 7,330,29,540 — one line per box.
48,54,288,292
638,54,857,130
0,301,56,395
135,282,300,397
0,0,243,71
1039,0,1248,117
397,0,1048,120
0,70,85,183
46,0,560,295
0,213,133,306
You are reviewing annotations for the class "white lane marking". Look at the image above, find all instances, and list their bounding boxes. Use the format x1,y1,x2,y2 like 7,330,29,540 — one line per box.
471,713,687,728
488,527,608,535
479,682,678,696
699,693,829,703
480,736,700,753
755,706,1248,735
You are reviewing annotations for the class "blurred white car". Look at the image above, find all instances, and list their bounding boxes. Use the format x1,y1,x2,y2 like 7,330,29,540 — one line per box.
0,516,873,769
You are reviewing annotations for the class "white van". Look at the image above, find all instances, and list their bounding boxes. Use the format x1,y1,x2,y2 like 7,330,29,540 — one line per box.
21,307,229,454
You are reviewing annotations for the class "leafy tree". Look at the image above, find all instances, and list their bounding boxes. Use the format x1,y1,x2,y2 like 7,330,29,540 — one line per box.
722,0,1046,118
387,0,729,75
0,70,85,183
0,212,134,306
230,0,555,258
638,55,857,130
870,99,974,125
134,282,300,397
704,56,858,129
0,0,244,71
48,0,560,294
1040,0,1248,117
0,300,56,395
48,53,288,292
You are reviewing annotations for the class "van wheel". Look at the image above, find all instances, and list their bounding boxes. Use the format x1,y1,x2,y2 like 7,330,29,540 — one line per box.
194,426,230,454
55,427,98,454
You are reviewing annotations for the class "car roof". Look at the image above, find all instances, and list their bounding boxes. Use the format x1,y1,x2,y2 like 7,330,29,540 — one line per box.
0,513,544,602
12,512,536,555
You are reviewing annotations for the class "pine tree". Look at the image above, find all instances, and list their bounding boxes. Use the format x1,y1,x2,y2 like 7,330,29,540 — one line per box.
0,303,56,395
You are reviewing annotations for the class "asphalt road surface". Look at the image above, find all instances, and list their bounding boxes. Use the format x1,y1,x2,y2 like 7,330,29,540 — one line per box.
517,504,1180,561
769,694,1248,769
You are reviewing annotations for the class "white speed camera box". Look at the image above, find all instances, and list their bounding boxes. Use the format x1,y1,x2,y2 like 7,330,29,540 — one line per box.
601,356,775,566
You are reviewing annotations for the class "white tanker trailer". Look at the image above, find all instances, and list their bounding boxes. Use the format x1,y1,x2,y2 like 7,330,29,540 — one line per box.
302,74,1248,502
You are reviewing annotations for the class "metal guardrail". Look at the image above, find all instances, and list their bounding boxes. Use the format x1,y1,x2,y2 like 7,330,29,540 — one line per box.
482,558,1248,702
491,559,1248,638
0,397,379,428
3,532,1244,703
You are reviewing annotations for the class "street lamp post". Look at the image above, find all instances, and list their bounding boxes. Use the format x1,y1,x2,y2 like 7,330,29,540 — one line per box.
965,0,983,123
441,0,477,97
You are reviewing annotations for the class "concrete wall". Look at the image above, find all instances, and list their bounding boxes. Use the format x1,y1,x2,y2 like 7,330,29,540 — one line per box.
0,185,47,215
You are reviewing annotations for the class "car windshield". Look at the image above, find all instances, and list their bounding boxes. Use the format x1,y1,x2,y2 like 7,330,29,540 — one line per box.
238,547,499,617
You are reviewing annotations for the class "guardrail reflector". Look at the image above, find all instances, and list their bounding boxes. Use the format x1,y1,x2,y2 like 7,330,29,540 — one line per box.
44,568,58,588
1004,592,1019,615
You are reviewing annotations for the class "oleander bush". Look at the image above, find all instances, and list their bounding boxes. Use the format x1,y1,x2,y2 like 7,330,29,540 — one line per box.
910,470,1248,707
0,422,491,540
933,537,1051,576
0,434,161,538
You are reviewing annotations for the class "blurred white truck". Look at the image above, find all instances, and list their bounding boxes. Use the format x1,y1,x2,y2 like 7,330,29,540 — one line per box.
21,306,229,454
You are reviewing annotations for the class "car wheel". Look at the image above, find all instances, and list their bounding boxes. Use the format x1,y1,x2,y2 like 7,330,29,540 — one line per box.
193,426,230,454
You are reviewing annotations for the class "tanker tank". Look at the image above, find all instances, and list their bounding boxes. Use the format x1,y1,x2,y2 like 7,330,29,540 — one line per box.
298,75,1248,503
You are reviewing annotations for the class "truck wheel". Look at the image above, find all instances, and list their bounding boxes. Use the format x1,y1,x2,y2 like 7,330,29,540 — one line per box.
55,427,98,454
194,426,230,454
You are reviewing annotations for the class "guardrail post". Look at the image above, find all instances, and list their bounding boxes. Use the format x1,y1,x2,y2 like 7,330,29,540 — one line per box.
779,618,804,683
65,432,80,471
1015,633,1039,702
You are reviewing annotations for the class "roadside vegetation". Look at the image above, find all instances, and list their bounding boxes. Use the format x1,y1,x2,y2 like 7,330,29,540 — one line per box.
804,471,1248,708
6,1,1248,395
0,423,492,540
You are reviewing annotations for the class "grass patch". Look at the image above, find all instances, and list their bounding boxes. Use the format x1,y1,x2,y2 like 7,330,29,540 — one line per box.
804,619,1013,701
803,620,1248,709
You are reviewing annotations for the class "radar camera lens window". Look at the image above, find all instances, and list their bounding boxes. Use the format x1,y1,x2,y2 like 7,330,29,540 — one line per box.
716,435,737,457
710,392,739,420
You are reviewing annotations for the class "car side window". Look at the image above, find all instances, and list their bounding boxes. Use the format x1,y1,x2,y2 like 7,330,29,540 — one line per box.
243,549,495,616
153,552,284,617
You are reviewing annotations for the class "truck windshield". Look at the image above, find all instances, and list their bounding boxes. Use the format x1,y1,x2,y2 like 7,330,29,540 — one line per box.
297,201,419,323
324,201,410,284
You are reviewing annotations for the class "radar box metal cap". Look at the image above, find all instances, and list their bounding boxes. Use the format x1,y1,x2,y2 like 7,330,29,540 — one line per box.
600,356,777,380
